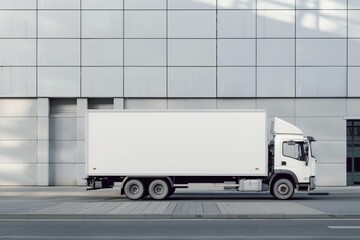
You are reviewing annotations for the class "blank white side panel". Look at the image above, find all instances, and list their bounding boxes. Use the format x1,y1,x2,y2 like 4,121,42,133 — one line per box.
87,111,267,176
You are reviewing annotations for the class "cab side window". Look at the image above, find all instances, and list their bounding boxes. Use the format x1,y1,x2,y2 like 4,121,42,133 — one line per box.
282,141,307,161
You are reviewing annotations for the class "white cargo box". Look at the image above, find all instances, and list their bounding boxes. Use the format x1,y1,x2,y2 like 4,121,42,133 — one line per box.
86,110,267,177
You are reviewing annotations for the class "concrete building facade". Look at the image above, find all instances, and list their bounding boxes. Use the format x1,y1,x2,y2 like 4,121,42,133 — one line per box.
0,0,359,186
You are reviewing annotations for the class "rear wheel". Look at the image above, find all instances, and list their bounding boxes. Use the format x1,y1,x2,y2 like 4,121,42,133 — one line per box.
272,178,294,200
148,179,169,200
124,179,146,200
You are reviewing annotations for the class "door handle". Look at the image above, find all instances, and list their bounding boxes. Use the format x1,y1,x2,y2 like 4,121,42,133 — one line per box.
281,161,287,166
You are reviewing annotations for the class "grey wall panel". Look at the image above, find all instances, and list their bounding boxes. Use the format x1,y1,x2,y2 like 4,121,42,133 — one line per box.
82,67,123,97
124,39,166,66
38,39,80,66
257,10,295,38
168,0,216,9
82,39,123,66
0,141,37,163
168,99,216,109
296,67,347,97
77,141,85,163
125,99,167,109
49,141,77,163
82,0,123,9
257,67,295,97
0,0,36,9
257,39,295,66
168,39,216,66
0,164,37,185
76,163,86,185
38,67,80,97
296,10,347,38
218,10,256,38
168,11,215,38
348,39,360,65
349,10,360,37
216,99,256,109
348,67,360,97
49,163,76,185
218,0,256,9
77,118,85,141
38,118,49,140
114,98,124,109
38,11,80,38
38,140,49,164
347,98,360,116
0,118,37,140
0,67,36,97
296,39,346,66
0,99,37,117
295,99,346,117
314,141,346,164
0,40,36,66
124,67,166,97
82,11,123,38
258,0,295,9
124,0,166,9
217,67,256,97
49,117,77,140
38,0,80,9
256,99,295,117
124,11,165,38
168,67,216,97
218,39,256,66
316,163,346,186
0,11,36,38
296,0,347,9
295,117,346,141
349,0,360,9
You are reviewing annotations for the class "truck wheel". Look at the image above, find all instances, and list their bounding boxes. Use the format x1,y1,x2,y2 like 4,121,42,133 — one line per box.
124,179,146,200
272,178,294,200
148,179,169,200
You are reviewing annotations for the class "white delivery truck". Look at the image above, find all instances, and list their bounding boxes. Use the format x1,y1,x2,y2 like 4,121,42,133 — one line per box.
85,110,316,200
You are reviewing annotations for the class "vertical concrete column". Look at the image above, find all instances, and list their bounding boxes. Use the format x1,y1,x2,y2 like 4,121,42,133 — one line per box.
37,98,50,186
76,98,87,185
114,98,124,109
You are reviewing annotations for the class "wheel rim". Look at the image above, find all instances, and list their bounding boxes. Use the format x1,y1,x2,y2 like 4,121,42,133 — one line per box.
154,184,164,195
277,184,289,195
130,184,140,195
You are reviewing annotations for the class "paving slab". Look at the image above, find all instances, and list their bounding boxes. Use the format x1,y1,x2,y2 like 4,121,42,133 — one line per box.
0,187,359,219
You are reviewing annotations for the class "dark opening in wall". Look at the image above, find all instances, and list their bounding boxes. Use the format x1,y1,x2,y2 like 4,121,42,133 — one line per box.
88,98,114,109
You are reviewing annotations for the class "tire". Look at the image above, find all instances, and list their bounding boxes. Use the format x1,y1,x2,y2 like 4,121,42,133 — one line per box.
272,178,294,200
124,179,146,200
148,179,169,200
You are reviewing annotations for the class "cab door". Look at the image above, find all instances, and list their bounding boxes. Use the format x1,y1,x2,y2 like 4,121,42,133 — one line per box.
278,140,312,183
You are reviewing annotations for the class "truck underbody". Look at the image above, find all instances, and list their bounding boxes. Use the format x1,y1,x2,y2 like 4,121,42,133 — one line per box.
86,173,316,200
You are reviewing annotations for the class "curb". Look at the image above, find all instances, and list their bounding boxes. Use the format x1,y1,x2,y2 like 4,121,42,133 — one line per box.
0,214,360,220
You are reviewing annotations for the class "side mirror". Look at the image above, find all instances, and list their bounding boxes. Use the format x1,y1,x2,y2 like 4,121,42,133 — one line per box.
305,156,309,166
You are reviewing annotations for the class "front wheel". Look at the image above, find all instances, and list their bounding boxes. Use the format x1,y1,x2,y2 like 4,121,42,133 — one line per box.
272,178,294,200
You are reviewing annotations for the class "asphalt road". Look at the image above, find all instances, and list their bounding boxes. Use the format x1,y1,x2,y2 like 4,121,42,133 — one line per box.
0,219,359,239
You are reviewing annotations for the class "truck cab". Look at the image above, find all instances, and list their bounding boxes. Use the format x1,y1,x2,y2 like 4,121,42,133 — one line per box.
268,118,317,199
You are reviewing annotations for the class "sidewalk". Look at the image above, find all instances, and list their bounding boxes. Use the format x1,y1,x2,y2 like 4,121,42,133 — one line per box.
0,186,359,219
